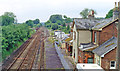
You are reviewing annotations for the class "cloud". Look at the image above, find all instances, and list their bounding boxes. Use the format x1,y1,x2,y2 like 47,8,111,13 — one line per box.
0,0,118,22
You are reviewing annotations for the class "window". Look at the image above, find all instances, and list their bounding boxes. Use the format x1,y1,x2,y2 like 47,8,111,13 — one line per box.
110,61,116,69
87,58,93,63
94,32,97,43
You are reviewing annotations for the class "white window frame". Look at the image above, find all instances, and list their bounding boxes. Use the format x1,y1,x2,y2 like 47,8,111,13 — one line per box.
110,61,116,69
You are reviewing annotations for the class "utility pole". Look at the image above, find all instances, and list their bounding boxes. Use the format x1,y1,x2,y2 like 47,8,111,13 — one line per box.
117,1,120,70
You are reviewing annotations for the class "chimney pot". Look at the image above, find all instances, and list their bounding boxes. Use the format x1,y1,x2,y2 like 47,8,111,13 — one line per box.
115,2,117,8
113,2,119,21
118,2,120,11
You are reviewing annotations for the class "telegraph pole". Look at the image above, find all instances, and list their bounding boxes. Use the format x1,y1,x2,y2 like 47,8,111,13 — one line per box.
117,1,120,70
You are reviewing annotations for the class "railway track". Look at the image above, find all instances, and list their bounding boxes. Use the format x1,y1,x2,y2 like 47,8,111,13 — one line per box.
3,27,48,71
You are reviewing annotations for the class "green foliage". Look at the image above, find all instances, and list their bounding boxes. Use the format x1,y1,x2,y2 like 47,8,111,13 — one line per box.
36,23,42,27
62,23,66,27
64,18,72,23
80,8,97,18
1,12,17,26
45,14,72,34
67,25,70,30
63,15,67,19
52,23,58,30
1,15,14,26
66,25,71,33
50,14,63,23
2,24,34,60
25,20,34,28
4,12,16,18
80,8,89,18
44,20,52,29
33,19,40,24
105,9,113,19
56,20,62,25
58,25,62,30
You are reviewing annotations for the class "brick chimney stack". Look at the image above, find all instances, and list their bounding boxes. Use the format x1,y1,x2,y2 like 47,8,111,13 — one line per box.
113,2,119,20
88,10,94,19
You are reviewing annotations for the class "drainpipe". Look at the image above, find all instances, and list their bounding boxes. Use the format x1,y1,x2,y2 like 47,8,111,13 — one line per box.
76,31,79,64
117,1,120,70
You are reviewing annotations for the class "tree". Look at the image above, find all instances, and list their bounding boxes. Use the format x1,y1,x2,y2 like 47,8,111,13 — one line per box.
25,20,34,28
67,25,70,30
44,20,52,29
4,12,16,18
80,8,97,18
52,23,58,30
62,23,66,27
80,8,89,18
49,14,63,23
4,12,17,24
33,19,40,24
65,18,72,23
63,15,67,19
2,15,14,26
2,24,34,60
105,9,113,19
58,25,62,30
66,25,71,33
1,12,16,26
56,20,62,25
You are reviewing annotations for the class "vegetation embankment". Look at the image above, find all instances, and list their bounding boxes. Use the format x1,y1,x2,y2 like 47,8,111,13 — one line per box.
1,12,42,61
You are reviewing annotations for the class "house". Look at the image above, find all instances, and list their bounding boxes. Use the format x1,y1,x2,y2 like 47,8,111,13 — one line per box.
61,36,69,49
72,17,100,63
93,37,118,69
72,2,120,64
92,18,118,45
91,3,118,46
92,3,120,69
64,37,73,55
54,30,65,39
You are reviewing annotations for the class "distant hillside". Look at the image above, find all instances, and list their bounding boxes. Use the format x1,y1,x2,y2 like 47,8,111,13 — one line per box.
44,14,72,34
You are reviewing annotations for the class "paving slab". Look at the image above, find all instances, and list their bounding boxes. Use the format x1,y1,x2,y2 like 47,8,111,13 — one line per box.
44,38,64,69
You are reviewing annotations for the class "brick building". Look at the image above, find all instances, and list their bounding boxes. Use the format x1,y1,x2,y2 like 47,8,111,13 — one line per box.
92,19,118,45
72,18,101,63
93,37,118,69
92,2,120,69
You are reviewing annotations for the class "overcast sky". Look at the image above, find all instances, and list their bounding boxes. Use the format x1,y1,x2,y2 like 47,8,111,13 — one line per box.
0,0,119,23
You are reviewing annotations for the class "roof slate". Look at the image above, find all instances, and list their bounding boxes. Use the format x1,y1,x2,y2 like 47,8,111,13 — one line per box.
74,18,114,30
92,18,113,30
92,37,117,57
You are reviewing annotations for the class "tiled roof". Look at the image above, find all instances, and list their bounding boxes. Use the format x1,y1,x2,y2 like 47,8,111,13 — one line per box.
73,18,116,30
92,18,114,30
92,37,117,57
74,18,103,30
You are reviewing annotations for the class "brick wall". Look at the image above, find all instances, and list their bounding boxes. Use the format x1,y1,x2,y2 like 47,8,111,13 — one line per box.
78,49,84,63
101,47,116,69
78,49,94,63
92,23,118,45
